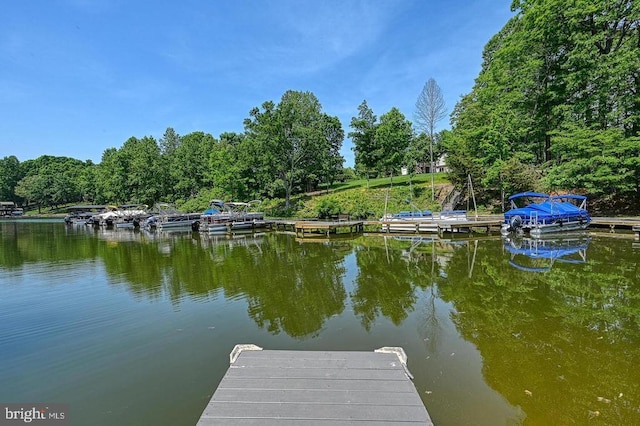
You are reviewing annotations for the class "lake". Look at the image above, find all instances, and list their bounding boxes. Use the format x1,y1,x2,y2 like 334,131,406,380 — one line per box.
1,220,639,425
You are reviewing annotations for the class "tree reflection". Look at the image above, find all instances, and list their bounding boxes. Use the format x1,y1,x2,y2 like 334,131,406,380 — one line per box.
0,221,101,268
213,235,348,338
350,236,435,330
437,236,640,424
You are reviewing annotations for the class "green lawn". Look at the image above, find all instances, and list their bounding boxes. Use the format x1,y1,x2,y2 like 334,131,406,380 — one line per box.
327,173,448,192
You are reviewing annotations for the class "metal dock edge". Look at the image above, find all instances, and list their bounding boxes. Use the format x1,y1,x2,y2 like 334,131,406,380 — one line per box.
197,344,433,425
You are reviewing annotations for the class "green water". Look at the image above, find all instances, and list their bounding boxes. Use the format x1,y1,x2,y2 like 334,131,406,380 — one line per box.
1,220,639,425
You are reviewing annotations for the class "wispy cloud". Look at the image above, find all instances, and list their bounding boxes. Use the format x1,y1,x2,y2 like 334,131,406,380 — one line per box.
1,0,514,164
160,1,404,80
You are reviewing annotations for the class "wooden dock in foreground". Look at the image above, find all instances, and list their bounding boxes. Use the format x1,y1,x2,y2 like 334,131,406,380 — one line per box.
197,345,433,425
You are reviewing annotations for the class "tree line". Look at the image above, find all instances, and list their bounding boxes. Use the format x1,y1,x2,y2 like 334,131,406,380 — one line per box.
444,0,640,210
0,89,438,214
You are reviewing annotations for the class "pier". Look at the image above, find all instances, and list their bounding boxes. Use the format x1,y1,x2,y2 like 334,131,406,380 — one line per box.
590,216,640,233
269,216,503,238
197,345,433,425
294,220,364,237
268,216,640,238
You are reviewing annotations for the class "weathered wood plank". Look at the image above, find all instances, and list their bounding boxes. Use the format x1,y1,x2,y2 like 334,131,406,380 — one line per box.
223,366,407,381
239,349,391,359
199,401,431,422
211,388,424,406
216,377,417,392
237,350,400,363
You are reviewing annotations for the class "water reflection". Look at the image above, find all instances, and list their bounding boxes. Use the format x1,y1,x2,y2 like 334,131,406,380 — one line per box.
503,233,590,272
2,221,640,424
438,234,640,424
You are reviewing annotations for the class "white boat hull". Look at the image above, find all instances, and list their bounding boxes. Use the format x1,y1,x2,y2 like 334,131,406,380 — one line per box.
231,222,253,230
381,221,439,233
207,224,229,233
502,220,590,237
116,222,135,229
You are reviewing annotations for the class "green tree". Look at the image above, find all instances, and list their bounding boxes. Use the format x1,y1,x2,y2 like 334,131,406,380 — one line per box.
404,132,430,196
375,107,413,181
317,114,345,190
244,90,342,208
0,156,22,203
209,133,248,200
169,131,215,202
15,174,48,213
96,148,128,204
545,126,640,198
119,136,167,206
15,156,87,209
159,127,181,155
349,100,378,185
243,101,281,199
77,160,98,203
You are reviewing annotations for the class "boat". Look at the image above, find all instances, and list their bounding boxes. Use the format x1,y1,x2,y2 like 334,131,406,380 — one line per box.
225,201,267,230
380,198,435,233
144,203,201,231
1,202,23,217
438,210,468,221
199,200,266,233
113,204,149,229
95,209,119,227
64,205,111,225
503,233,590,272
380,200,468,233
501,192,591,237
380,209,436,233
199,200,233,233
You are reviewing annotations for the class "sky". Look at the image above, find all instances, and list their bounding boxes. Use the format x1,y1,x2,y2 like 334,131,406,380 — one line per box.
1,0,514,167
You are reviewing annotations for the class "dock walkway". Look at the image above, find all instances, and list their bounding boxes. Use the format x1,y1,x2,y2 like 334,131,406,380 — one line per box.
591,217,640,233
197,345,433,425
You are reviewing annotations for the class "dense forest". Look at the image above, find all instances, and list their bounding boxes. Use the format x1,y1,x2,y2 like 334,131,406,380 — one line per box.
445,0,640,211
1,1,638,215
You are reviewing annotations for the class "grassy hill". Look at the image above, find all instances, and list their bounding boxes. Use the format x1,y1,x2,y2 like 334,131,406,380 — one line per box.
260,173,467,219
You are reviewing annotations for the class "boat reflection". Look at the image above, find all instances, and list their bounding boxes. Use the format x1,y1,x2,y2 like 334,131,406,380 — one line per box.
503,233,590,272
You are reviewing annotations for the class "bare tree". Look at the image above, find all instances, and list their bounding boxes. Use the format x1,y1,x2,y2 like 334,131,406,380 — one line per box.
414,78,447,201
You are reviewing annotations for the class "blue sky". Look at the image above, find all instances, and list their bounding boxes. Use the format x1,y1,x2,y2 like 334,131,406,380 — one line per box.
1,0,513,167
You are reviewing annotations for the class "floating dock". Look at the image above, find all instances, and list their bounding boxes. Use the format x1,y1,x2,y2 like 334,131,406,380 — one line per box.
591,217,640,232
294,220,364,237
270,217,502,237
376,218,502,235
197,345,433,425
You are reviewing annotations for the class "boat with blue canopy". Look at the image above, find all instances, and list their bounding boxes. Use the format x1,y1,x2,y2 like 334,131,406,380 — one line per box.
501,192,591,237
